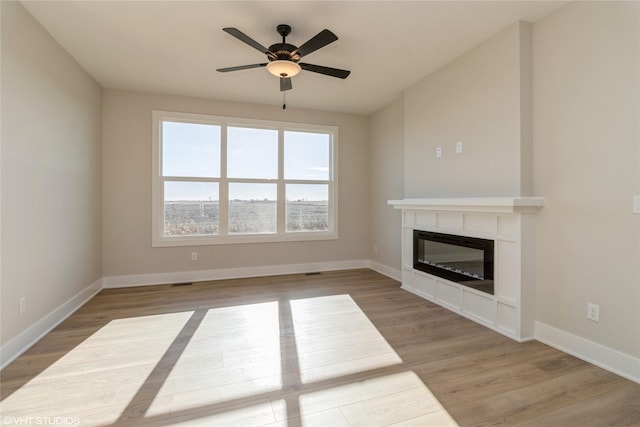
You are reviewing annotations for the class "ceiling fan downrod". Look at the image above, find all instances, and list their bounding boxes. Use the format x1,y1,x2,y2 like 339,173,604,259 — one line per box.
277,24,291,43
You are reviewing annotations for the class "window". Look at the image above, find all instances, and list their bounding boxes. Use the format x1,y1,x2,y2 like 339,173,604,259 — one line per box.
152,111,337,246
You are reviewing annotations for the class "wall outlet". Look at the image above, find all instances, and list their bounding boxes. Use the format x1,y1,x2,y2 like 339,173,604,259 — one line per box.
373,244,378,253
436,146,442,158
456,141,463,154
19,297,26,314
191,252,198,262
633,195,640,214
587,303,600,322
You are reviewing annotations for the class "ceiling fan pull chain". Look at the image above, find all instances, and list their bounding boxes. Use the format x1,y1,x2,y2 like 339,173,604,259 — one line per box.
282,91,287,110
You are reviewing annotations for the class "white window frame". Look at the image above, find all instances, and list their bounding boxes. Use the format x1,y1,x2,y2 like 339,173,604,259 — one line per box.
152,110,338,247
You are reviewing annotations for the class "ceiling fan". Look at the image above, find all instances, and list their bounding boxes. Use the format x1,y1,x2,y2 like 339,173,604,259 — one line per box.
216,24,351,93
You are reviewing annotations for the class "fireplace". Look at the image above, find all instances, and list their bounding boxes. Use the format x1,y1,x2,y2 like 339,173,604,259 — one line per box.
389,197,544,341
413,230,494,295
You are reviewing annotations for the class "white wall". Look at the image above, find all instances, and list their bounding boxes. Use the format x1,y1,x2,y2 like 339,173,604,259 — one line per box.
102,89,370,280
369,98,404,274
404,22,532,198
533,1,640,358
1,2,102,350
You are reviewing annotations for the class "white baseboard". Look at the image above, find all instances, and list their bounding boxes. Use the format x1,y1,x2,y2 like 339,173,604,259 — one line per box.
103,259,370,288
535,321,640,384
0,278,103,370
367,260,402,282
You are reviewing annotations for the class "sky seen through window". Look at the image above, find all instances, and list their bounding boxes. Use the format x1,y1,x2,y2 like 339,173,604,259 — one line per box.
162,122,330,201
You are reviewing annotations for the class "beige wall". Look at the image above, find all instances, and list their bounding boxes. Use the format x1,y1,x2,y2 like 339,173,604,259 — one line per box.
369,98,404,271
404,22,532,198
533,1,640,357
1,2,102,345
396,2,639,359
102,89,370,277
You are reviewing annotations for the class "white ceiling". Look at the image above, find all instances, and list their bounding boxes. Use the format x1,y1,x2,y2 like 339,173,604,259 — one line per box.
22,1,566,115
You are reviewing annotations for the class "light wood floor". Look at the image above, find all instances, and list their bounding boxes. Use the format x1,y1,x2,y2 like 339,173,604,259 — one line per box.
1,269,639,426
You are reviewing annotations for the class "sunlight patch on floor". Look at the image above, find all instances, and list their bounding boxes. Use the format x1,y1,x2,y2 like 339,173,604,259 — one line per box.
295,371,459,427
290,294,402,383
0,312,193,425
2,296,459,426
159,399,278,426
146,301,282,418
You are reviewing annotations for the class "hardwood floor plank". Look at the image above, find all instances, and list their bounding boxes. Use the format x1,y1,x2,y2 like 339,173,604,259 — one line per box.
387,410,459,426
153,398,277,427
296,371,426,418
339,385,444,426
513,382,640,427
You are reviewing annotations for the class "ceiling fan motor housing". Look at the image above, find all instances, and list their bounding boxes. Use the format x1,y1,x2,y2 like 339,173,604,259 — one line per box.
268,43,300,62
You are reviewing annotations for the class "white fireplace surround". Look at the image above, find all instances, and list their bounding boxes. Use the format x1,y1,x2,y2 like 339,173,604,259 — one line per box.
388,197,544,342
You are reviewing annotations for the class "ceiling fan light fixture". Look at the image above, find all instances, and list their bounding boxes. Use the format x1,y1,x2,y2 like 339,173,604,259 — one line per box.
267,60,301,78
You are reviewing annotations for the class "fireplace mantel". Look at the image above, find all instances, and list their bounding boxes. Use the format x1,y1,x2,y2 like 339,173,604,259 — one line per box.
388,196,544,342
388,196,545,213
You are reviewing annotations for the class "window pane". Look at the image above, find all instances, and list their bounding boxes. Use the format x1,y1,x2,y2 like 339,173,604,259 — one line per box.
229,183,277,234
228,127,278,179
286,184,328,232
162,121,220,178
164,182,219,236
284,131,330,180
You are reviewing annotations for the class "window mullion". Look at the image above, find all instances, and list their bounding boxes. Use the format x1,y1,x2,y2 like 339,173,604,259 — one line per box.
219,124,229,235
277,128,286,234
282,179,330,185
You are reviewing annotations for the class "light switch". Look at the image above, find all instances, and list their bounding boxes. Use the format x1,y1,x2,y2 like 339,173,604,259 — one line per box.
633,195,640,214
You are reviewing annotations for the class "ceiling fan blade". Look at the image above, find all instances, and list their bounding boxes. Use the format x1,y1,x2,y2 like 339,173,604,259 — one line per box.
216,63,267,73
299,63,351,79
280,77,293,92
223,27,273,56
294,29,338,58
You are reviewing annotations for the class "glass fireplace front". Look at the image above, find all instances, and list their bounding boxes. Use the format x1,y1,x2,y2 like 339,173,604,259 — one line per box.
413,230,494,295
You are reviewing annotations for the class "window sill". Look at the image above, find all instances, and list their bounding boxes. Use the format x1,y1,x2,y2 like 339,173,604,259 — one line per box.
152,231,338,247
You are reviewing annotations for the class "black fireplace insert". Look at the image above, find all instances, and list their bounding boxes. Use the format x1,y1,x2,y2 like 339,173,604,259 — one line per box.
413,230,494,295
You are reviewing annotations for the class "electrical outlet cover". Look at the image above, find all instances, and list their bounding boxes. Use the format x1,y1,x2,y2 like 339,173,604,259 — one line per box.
587,303,599,322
